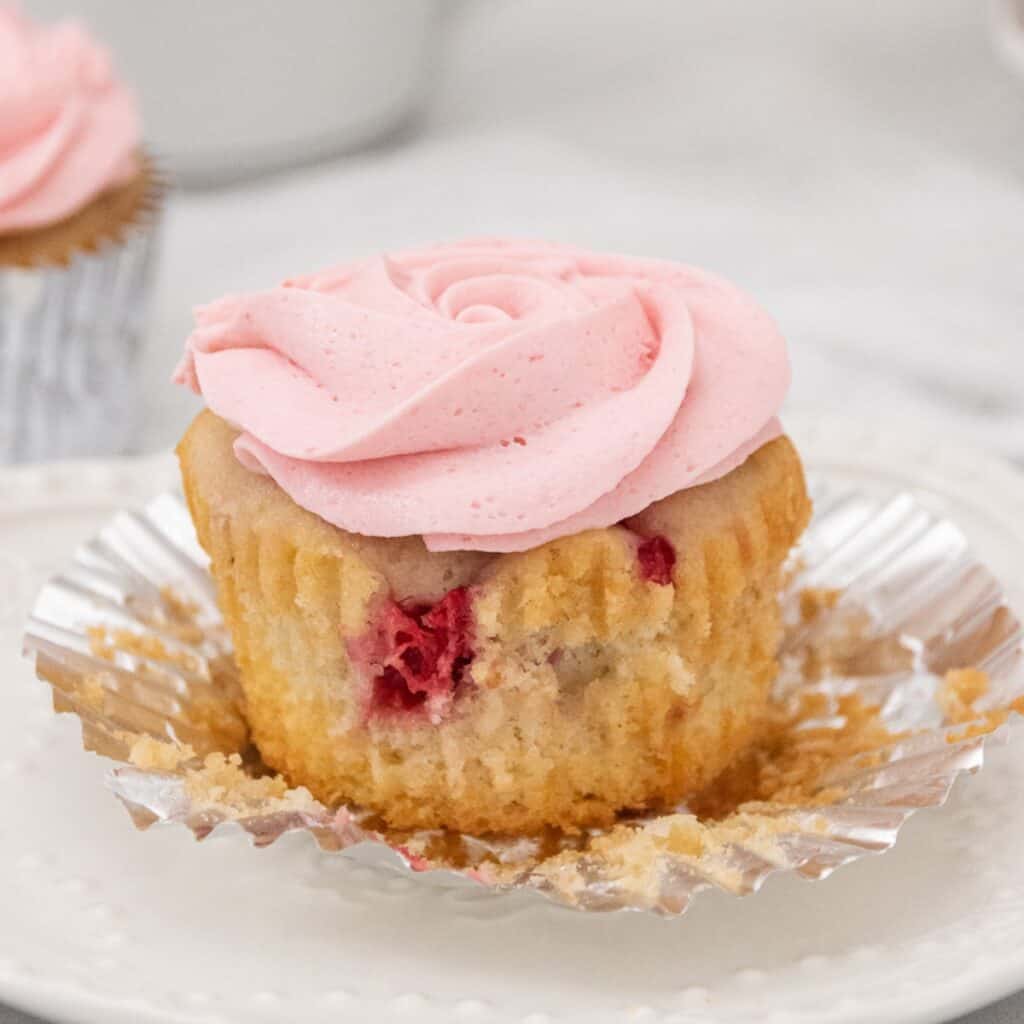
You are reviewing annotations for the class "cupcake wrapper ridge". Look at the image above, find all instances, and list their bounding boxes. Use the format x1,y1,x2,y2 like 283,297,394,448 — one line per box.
22,478,1024,915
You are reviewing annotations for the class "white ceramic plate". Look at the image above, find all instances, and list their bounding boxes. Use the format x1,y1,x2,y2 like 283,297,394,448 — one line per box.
1,416,1023,1024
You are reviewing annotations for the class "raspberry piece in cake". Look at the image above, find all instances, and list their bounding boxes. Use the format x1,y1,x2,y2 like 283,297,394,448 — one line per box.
362,588,475,720
637,535,676,585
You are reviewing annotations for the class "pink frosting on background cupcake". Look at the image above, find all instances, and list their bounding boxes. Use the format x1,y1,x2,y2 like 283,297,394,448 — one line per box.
0,5,139,233
176,239,789,552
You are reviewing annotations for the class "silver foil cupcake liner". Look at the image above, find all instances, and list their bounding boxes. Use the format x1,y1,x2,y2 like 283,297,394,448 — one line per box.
0,162,166,463
22,480,1024,915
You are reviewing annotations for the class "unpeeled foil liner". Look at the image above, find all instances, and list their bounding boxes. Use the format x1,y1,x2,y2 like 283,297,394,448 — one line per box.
22,481,1024,914
0,155,166,462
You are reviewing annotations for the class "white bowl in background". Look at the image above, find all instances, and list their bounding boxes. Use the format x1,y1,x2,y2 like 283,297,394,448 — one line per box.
991,0,1024,80
26,0,443,185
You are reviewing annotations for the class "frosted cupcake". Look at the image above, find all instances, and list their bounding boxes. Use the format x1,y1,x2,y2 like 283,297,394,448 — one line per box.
176,240,810,833
0,7,163,461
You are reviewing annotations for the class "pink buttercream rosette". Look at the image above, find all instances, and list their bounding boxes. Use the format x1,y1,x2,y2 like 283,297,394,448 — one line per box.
176,240,788,552
0,5,140,233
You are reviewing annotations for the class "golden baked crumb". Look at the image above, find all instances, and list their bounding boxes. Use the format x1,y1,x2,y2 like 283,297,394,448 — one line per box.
88,623,248,753
939,667,990,724
940,669,1024,742
130,735,197,772
689,691,905,819
184,752,319,815
799,586,841,623
88,625,200,675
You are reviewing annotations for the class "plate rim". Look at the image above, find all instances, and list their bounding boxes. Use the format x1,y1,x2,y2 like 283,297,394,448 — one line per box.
2,416,1024,1024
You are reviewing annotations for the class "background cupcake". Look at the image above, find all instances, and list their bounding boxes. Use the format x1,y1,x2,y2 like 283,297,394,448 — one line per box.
0,5,163,462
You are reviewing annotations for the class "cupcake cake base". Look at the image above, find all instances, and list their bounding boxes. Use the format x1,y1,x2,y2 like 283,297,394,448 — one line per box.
179,411,810,833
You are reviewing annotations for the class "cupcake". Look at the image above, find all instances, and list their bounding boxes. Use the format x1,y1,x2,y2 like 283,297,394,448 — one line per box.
0,7,163,461
175,239,810,833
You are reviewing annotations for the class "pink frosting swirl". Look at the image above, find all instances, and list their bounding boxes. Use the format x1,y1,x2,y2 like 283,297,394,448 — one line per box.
0,7,139,234
176,240,789,552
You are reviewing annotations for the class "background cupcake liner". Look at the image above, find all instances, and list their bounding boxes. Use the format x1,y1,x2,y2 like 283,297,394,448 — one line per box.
0,165,166,463
22,478,1024,915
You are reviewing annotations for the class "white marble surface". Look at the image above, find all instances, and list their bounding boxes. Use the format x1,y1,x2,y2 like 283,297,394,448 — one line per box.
6,1,1024,1021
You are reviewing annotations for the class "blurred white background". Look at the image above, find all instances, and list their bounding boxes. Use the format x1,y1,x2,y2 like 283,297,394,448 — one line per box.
26,0,1023,465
